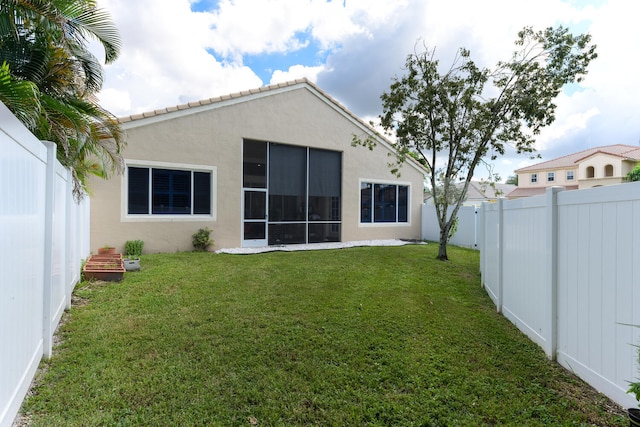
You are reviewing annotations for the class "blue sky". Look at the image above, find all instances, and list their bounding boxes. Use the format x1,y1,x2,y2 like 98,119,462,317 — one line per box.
189,1,331,84
211,34,330,84
96,0,640,182
190,0,218,12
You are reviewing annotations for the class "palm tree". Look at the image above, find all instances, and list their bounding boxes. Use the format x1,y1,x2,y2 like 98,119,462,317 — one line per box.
0,0,124,199
0,61,40,126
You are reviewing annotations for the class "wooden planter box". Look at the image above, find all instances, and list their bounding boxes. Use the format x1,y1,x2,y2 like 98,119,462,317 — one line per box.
84,254,125,281
89,254,123,261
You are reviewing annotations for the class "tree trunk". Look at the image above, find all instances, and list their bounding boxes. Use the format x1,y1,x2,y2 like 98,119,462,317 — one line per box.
437,228,449,261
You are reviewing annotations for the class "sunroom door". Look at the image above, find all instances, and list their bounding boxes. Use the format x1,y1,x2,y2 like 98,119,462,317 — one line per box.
243,139,268,247
243,189,267,247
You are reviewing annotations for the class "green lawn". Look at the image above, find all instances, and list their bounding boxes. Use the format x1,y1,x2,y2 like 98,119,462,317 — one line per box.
21,244,626,426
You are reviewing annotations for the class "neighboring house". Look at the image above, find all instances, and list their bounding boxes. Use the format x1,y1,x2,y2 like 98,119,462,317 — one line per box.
89,79,427,253
507,144,640,199
424,181,516,206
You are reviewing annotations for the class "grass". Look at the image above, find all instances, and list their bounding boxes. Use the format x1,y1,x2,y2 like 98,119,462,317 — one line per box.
20,244,626,426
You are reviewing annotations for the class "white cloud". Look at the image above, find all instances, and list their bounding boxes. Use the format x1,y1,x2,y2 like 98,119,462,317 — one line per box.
270,65,324,85
536,106,601,151
97,88,131,117
96,0,264,115
205,0,407,60
207,0,313,58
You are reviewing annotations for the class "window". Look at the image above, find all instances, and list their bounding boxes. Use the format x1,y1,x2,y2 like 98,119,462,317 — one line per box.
243,139,267,188
566,170,574,181
530,173,538,183
547,172,555,182
360,182,409,224
127,166,212,215
605,164,614,177
586,166,595,178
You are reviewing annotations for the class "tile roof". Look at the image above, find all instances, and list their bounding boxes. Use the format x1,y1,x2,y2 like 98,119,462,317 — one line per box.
117,78,362,127
515,144,640,173
465,181,516,199
506,187,547,198
424,181,516,203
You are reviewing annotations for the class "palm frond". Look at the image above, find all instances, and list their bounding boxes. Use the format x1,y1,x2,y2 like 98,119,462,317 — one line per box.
1,0,125,200
0,61,41,128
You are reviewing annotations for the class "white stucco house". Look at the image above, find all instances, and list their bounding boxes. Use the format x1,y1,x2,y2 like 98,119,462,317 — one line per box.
89,79,427,253
508,144,640,199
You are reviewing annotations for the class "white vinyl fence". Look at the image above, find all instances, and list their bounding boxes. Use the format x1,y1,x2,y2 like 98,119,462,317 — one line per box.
422,204,479,249
479,184,640,409
0,102,90,427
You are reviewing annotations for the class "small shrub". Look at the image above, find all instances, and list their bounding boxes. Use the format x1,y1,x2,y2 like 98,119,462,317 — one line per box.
192,227,214,251
628,336,640,405
627,164,640,182
125,240,144,257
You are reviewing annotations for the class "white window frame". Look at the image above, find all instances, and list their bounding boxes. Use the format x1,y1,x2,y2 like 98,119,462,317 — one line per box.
358,179,411,227
122,159,217,222
566,170,574,181
547,172,555,182
530,173,538,183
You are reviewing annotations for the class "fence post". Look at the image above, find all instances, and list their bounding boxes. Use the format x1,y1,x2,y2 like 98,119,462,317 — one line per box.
545,186,562,360
496,198,504,313
42,141,56,359
65,170,73,310
478,204,485,285
473,206,478,249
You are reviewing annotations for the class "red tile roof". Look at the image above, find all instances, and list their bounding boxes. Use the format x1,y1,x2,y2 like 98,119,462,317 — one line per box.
515,144,640,173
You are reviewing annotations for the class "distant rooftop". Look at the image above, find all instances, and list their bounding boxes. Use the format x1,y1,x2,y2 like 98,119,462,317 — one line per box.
424,181,516,203
516,144,640,173
465,181,516,199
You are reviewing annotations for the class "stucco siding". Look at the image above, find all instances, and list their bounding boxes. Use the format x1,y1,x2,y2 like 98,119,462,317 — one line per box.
578,153,622,180
517,167,578,189
89,83,425,253
579,177,625,189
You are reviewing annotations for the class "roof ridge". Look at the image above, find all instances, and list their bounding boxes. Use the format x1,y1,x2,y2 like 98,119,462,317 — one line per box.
573,144,640,162
118,78,313,123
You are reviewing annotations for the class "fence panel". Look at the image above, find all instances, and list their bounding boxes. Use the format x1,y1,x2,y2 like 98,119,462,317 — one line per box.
501,196,550,351
479,203,500,305
479,183,640,409
555,185,640,409
43,157,70,358
421,204,478,248
0,103,90,427
0,104,48,427
450,205,478,248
